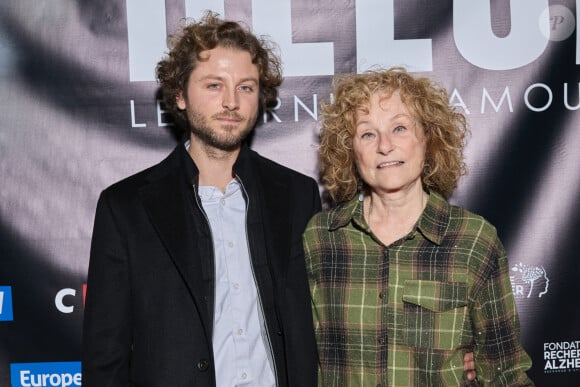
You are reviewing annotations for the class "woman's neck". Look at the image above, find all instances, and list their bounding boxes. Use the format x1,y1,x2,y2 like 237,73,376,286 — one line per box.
364,185,428,246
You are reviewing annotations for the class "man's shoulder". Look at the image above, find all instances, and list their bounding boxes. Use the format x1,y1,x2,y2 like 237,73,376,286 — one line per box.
103,165,154,194
101,146,180,198
244,149,322,213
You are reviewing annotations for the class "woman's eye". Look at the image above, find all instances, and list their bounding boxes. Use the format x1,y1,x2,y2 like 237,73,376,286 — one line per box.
361,132,375,139
393,125,406,133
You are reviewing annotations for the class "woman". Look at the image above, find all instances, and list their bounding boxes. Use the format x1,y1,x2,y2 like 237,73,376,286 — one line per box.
304,68,534,386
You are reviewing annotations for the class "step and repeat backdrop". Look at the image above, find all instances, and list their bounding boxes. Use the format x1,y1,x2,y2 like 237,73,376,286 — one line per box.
1,0,579,385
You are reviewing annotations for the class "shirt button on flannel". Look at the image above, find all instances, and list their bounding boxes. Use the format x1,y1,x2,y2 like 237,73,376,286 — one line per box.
377,337,386,344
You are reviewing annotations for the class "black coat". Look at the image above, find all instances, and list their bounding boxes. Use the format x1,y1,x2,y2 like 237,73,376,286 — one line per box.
82,143,321,387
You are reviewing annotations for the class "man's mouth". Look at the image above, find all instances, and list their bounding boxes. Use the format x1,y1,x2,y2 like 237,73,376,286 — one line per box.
216,117,242,122
214,113,244,122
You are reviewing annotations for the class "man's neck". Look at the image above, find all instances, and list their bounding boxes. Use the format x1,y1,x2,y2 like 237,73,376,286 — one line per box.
187,136,240,192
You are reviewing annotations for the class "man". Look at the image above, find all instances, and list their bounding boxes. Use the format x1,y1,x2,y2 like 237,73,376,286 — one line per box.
82,12,320,387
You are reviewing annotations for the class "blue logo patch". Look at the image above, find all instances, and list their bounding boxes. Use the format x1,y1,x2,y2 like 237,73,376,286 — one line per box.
0,286,14,321
10,362,82,387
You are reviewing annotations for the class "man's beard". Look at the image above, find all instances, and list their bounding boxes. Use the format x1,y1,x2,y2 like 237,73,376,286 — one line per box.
187,110,256,152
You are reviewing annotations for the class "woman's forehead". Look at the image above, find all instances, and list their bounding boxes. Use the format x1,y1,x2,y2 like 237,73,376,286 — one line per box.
355,91,411,116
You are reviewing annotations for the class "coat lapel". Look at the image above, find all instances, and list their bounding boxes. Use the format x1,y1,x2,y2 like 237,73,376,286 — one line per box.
262,175,291,273
138,148,214,335
243,154,292,288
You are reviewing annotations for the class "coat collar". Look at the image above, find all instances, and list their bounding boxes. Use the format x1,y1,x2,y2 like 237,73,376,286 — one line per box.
178,139,259,187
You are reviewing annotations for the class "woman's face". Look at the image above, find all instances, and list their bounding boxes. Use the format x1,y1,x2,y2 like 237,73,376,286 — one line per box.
353,90,427,196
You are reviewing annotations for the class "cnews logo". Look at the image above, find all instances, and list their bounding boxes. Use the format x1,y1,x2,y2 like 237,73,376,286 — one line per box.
0,286,14,321
11,362,81,387
510,262,549,299
55,284,86,314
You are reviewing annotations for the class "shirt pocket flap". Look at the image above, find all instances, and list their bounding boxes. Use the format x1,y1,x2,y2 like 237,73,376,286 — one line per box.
402,280,468,312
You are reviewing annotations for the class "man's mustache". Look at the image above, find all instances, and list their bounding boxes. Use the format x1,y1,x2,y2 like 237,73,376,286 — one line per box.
212,112,245,121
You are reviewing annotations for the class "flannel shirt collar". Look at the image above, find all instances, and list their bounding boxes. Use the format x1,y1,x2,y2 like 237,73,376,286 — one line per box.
328,190,451,246
416,191,450,246
328,194,367,232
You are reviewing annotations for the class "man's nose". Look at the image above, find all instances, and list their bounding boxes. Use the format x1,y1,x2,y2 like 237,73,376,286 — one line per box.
222,88,239,110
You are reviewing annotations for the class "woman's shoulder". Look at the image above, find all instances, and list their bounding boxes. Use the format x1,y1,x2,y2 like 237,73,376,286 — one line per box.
448,203,497,230
306,199,357,231
441,202,503,250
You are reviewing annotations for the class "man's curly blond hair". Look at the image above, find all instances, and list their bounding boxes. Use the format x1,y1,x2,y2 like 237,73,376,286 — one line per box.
320,67,468,203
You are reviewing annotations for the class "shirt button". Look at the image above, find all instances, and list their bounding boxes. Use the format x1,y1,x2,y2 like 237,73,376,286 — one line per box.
228,241,234,248
241,372,247,379
379,292,385,299
233,283,240,289
377,337,386,344
220,199,226,206
237,328,244,335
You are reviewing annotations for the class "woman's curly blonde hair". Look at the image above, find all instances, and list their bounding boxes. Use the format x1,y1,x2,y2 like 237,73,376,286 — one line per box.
320,67,468,203
156,11,282,129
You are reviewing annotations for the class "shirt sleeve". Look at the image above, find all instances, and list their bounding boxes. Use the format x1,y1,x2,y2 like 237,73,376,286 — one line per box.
470,228,535,386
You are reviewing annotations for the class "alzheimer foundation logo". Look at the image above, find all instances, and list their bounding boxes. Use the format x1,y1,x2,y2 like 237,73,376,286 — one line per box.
11,362,81,387
509,262,549,299
544,340,580,373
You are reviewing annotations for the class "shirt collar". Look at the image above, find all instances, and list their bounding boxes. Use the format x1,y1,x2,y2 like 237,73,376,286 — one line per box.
328,190,450,246
181,139,252,185
181,139,199,185
328,194,369,232
198,179,241,201
415,191,450,246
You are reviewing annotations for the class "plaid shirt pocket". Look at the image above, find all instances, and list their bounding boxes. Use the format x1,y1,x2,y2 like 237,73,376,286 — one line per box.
401,280,469,349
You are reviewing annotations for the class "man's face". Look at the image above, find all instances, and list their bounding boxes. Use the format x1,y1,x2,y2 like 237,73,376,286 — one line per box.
177,46,260,151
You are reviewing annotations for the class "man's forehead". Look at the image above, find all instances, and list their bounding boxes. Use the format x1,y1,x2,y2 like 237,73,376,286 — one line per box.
193,47,258,76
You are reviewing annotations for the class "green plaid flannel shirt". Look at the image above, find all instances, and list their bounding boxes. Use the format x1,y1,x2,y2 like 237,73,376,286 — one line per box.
304,192,534,386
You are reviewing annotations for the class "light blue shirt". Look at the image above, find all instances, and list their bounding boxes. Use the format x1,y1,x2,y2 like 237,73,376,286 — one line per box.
199,180,276,387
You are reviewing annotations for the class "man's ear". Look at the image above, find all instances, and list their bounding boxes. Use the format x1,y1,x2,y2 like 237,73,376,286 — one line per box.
176,91,186,110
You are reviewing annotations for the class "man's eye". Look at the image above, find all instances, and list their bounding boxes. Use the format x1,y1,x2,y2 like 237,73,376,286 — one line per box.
239,85,254,92
207,83,220,89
